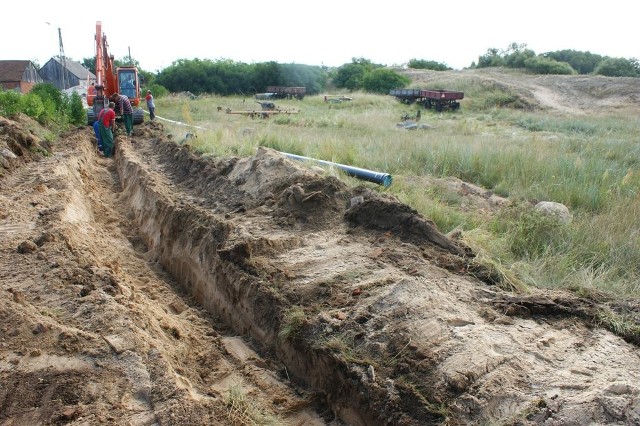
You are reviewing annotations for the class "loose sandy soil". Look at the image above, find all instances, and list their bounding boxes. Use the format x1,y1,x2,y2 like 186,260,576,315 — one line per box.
1,70,639,425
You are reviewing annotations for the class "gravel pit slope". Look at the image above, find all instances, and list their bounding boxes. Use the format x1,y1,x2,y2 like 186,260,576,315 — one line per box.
1,114,639,425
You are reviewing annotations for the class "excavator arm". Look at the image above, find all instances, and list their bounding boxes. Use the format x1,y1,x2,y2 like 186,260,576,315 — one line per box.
87,21,143,125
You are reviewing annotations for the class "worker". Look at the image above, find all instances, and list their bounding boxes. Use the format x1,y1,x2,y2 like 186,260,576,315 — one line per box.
92,107,107,152
110,92,134,136
99,102,116,158
145,90,155,121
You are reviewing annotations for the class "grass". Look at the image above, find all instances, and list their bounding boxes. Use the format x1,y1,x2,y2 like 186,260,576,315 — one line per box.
278,306,306,341
223,383,284,426
154,83,640,300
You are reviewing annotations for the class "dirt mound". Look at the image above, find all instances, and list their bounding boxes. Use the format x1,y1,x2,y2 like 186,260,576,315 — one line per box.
1,91,639,425
0,114,52,174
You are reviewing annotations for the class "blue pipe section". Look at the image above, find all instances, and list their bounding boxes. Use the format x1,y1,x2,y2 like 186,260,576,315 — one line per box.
281,152,393,187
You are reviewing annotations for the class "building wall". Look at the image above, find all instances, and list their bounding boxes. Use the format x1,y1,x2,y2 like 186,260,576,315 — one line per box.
0,62,42,93
39,58,93,90
0,82,20,92
40,60,74,90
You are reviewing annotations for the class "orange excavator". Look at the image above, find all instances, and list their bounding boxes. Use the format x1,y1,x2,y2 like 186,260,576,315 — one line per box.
86,21,144,125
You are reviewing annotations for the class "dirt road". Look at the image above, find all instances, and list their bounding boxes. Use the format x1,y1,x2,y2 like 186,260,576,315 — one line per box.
1,72,639,425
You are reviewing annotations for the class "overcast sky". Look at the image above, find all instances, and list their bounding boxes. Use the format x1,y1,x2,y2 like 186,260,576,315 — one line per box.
2,1,637,72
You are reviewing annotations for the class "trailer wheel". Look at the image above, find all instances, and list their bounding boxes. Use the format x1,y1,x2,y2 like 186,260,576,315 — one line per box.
425,99,432,109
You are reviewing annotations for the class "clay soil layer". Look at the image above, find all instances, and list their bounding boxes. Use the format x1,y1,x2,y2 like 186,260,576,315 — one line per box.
1,111,639,425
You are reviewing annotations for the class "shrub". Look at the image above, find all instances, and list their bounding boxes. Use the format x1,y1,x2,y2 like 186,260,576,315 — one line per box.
142,84,168,98
0,90,22,117
19,93,45,120
408,59,451,71
30,83,64,112
594,57,640,77
362,68,410,94
524,56,577,75
69,92,86,125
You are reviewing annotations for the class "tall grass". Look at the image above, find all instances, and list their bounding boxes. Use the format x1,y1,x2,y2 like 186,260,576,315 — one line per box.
154,87,640,298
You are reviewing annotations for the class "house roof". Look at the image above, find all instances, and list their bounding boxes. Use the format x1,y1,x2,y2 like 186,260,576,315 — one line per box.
47,57,96,80
0,60,33,82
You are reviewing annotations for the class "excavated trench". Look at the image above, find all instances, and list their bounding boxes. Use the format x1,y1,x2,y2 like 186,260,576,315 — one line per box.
112,125,473,425
104,123,640,425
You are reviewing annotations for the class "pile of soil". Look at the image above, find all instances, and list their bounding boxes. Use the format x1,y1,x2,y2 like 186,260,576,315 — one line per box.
1,71,639,425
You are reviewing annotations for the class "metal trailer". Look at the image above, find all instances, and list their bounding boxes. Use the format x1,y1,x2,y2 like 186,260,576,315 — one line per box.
390,88,464,112
264,86,306,100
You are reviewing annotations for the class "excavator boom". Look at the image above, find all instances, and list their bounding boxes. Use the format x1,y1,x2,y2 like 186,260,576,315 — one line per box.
87,21,143,125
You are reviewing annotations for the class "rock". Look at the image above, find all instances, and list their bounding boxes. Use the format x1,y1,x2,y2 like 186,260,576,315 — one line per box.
534,201,573,224
17,240,38,253
12,290,25,304
1,148,17,159
32,323,49,334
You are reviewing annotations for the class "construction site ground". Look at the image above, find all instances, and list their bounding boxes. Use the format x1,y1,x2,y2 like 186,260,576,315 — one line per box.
1,69,640,425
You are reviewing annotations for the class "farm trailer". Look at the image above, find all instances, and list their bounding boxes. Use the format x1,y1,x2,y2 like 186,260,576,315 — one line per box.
263,86,306,100
390,88,464,111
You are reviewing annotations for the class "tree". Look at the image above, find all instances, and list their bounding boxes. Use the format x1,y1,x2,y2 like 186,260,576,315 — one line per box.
407,59,451,71
362,68,410,94
332,63,367,90
503,49,536,68
594,57,640,77
523,56,576,75
542,50,604,74
82,57,96,75
156,59,326,95
476,48,503,68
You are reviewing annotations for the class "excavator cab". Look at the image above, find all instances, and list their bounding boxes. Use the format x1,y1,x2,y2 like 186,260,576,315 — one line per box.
115,67,144,124
117,68,139,104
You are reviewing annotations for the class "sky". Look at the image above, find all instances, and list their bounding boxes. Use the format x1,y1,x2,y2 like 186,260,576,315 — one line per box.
2,1,637,73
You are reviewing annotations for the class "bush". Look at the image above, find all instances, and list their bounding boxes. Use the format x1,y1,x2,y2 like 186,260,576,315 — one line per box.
28,83,67,124
142,84,168,98
0,90,22,117
362,68,410,94
407,59,451,71
19,93,45,120
69,92,86,126
594,58,640,77
30,83,64,113
524,56,576,75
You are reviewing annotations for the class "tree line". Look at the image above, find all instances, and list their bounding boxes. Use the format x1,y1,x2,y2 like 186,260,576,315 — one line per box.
473,42,640,76
76,46,640,99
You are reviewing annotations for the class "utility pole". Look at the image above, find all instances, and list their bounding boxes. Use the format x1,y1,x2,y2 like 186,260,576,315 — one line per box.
58,27,67,89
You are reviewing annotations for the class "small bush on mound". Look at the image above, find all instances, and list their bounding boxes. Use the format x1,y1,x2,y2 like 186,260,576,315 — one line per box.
69,92,86,126
0,89,22,117
19,93,45,120
30,83,64,116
